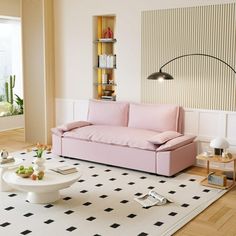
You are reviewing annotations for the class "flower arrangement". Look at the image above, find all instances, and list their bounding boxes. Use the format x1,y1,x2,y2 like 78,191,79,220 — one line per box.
35,143,51,158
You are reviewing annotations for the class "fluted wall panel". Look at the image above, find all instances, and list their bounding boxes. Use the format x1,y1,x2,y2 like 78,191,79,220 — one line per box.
141,3,236,111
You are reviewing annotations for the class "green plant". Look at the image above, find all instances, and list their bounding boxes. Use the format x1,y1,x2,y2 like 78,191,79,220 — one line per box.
0,95,4,102
14,94,23,114
35,143,49,158
5,75,16,104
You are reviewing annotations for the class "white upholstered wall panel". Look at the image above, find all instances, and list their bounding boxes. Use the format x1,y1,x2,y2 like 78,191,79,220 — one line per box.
55,99,74,125
141,3,236,111
55,98,89,126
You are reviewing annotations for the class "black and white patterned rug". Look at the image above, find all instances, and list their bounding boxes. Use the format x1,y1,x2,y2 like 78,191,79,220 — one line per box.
0,150,226,236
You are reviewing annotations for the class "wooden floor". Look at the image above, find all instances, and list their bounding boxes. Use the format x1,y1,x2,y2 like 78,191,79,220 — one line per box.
0,128,32,153
1,129,236,236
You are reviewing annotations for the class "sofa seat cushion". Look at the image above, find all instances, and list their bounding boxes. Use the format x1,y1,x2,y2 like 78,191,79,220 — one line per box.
63,125,159,151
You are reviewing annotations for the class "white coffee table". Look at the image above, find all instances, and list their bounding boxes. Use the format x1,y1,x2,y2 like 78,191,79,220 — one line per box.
0,157,23,191
3,169,81,204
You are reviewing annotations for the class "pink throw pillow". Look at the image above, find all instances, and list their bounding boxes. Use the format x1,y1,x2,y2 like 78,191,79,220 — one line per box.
87,99,129,126
128,103,180,132
147,131,182,144
156,135,196,151
59,121,92,132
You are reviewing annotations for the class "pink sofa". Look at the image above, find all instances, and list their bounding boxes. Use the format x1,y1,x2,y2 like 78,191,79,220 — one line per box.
52,100,196,176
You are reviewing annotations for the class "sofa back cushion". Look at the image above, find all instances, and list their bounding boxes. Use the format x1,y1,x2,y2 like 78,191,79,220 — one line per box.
87,99,129,126
128,103,181,132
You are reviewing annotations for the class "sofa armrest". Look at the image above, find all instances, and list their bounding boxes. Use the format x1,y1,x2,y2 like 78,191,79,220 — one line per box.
59,121,92,132
51,121,93,137
156,135,196,151
51,127,64,136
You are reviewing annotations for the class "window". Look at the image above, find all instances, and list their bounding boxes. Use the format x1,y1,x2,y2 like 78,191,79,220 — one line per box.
0,18,23,116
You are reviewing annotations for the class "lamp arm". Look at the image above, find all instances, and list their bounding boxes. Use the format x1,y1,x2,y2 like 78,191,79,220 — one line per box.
159,53,236,74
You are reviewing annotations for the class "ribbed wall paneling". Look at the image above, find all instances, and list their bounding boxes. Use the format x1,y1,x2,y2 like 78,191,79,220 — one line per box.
141,3,236,111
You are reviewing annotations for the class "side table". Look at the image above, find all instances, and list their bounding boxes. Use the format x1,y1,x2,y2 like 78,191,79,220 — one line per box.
196,154,236,189
0,157,23,191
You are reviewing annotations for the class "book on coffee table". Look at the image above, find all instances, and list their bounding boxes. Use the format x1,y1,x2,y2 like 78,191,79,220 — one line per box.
50,165,78,175
0,157,15,165
134,190,173,208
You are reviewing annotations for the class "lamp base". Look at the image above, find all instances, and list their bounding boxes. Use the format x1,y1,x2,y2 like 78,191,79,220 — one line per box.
214,148,223,155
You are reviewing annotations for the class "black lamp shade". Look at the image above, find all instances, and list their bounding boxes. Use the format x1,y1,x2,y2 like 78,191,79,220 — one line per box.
147,71,174,81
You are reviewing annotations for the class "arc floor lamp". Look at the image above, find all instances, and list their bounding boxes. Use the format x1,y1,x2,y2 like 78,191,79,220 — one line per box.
147,53,236,81
147,53,236,156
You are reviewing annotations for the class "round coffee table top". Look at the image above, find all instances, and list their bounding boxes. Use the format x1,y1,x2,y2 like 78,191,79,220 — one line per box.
3,169,81,193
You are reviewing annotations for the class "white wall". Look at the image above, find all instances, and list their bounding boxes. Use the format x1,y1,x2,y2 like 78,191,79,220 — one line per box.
54,0,236,102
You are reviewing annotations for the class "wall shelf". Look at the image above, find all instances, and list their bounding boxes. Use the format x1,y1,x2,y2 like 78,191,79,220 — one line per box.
93,15,116,101
94,38,117,43
94,82,117,86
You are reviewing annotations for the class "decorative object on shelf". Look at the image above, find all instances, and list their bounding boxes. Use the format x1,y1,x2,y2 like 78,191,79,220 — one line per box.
103,90,114,96
102,73,108,84
210,137,229,155
147,53,236,81
207,172,227,187
103,27,113,38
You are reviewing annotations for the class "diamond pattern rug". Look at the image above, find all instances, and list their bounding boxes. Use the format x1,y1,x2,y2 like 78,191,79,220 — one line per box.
0,150,226,236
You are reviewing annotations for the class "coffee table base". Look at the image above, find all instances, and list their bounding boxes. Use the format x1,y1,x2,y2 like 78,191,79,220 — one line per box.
27,191,60,204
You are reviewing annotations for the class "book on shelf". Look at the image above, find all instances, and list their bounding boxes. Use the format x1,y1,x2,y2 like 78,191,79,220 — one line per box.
98,54,116,68
134,190,173,208
50,165,78,175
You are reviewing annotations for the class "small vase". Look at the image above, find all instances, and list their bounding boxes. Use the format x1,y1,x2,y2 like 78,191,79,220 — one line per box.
33,157,45,173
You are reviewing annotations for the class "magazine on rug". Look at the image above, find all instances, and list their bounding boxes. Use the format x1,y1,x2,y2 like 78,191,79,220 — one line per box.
134,190,173,208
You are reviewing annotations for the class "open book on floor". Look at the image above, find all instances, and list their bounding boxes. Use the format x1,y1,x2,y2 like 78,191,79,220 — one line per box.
134,190,173,208
50,165,78,175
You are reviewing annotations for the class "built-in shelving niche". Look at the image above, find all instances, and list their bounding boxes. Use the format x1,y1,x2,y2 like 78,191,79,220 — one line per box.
93,15,116,101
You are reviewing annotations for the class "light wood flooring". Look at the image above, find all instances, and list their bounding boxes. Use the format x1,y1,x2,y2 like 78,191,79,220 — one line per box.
1,129,236,236
0,128,32,153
